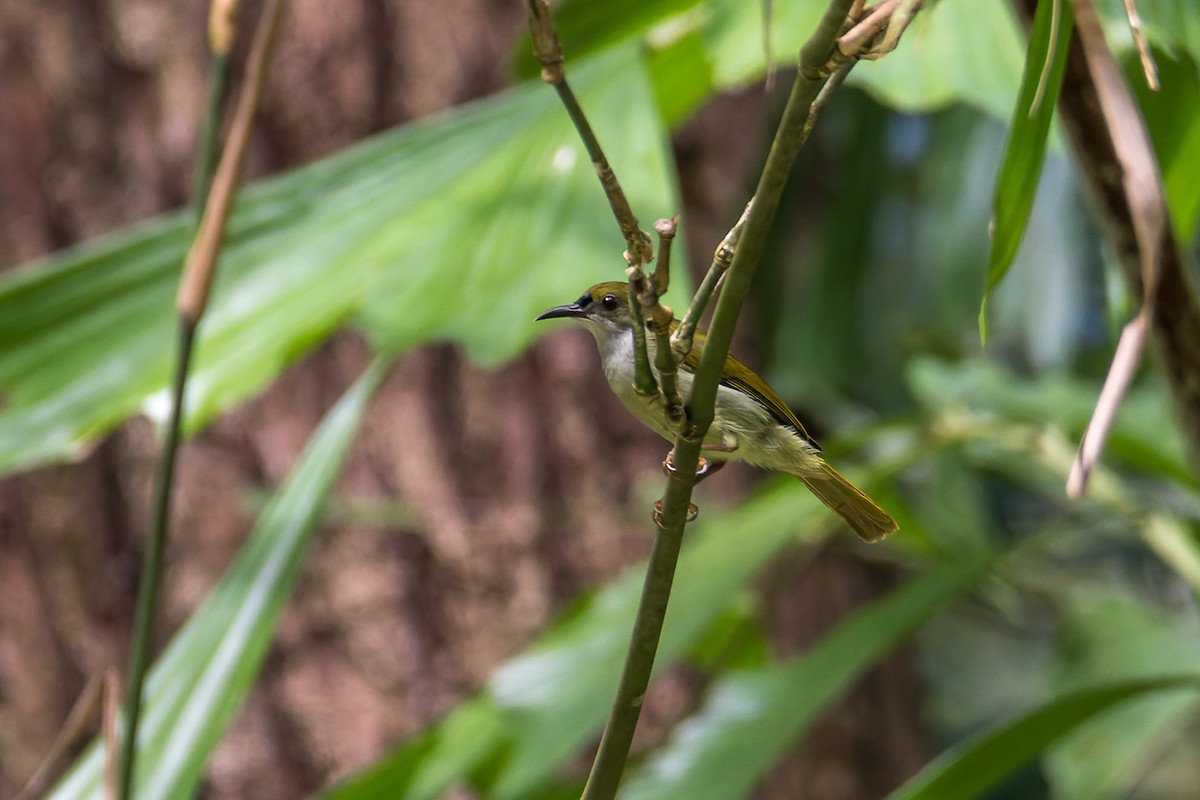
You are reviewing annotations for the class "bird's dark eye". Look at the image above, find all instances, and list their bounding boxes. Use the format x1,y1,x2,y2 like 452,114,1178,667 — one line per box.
601,294,619,311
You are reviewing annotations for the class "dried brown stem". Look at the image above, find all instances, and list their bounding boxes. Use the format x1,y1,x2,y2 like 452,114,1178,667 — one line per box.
177,0,288,324
1014,0,1200,487
1122,0,1160,91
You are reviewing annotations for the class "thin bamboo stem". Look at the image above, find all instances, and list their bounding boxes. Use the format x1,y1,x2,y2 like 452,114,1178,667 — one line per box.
116,1,287,796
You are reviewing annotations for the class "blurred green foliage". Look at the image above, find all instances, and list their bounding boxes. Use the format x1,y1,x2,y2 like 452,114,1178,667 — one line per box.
2,0,1196,798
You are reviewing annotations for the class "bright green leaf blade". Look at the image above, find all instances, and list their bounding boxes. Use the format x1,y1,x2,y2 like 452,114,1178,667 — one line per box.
357,45,684,360
619,559,989,800
1132,51,1200,244
322,481,833,800
981,0,1075,340
0,46,682,475
699,0,1026,121
647,26,715,126
886,676,1200,800
47,357,386,800
847,0,1028,121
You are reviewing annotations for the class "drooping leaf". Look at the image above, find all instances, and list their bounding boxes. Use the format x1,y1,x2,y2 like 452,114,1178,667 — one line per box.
980,0,1074,340
48,357,387,800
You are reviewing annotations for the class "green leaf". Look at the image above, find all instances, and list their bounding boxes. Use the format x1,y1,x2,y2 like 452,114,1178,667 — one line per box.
646,26,715,127
323,481,832,800
47,358,386,800
980,0,1075,340
906,357,1193,486
698,0,1027,121
619,560,990,800
1132,51,1200,244
0,46,682,475
886,676,1200,800
1044,588,1200,800
847,0,1028,122
511,0,703,79
1100,0,1200,64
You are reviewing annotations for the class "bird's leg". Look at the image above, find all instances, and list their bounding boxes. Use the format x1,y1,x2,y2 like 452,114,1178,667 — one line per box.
652,498,698,527
653,447,733,525
661,448,729,483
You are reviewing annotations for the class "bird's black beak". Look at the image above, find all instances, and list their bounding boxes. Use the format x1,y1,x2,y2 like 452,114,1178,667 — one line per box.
535,301,586,322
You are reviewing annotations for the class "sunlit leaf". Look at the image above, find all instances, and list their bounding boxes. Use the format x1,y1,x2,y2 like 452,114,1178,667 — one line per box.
48,357,386,800
0,46,682,474
848,0,1028,121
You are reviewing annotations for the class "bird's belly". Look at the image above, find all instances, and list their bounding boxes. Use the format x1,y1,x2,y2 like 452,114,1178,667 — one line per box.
605,363,820,475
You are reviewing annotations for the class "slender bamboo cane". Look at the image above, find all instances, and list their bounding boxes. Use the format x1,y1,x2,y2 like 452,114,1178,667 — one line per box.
116,1,287,796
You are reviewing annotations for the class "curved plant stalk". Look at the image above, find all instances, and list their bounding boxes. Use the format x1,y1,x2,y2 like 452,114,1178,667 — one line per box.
116,0,287,797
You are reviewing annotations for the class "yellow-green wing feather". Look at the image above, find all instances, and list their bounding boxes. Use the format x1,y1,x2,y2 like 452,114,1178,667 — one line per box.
677,325,821,451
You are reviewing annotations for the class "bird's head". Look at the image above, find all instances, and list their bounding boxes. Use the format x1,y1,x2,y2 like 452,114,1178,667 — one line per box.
535,282,634,340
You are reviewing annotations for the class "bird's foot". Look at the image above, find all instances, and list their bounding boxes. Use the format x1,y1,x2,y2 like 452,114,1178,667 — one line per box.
661,449,728,482
652,498,699,526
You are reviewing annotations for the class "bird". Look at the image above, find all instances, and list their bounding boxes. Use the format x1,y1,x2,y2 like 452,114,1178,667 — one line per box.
536,281,898,542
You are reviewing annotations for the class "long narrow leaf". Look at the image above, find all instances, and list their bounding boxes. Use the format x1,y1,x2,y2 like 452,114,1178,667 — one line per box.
48,357,387,800
618,559,991,800
979,0,1074,338
887,675,1200,800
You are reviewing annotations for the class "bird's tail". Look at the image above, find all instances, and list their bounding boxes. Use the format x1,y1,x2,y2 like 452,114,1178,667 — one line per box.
799,462,898,542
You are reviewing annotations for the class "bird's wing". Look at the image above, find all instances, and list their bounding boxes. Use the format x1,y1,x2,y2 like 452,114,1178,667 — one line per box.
678,325,821,452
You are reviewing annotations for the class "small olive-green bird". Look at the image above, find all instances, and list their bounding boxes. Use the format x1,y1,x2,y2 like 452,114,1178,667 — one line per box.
536,281,898,542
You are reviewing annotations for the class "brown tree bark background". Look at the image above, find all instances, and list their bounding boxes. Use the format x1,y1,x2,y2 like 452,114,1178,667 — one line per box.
0,1,925,797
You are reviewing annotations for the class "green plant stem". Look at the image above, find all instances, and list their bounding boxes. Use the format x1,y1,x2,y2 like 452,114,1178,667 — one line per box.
691,1,855,431
580,4,859,799
117,0,287,795
194,53,230,209
116,320,195,800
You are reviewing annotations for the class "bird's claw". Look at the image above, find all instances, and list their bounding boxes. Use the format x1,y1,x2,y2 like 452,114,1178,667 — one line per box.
652,498,699,526
661,450,726,481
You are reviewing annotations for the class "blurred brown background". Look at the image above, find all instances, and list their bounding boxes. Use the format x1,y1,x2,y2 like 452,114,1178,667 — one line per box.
0,1,922,797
